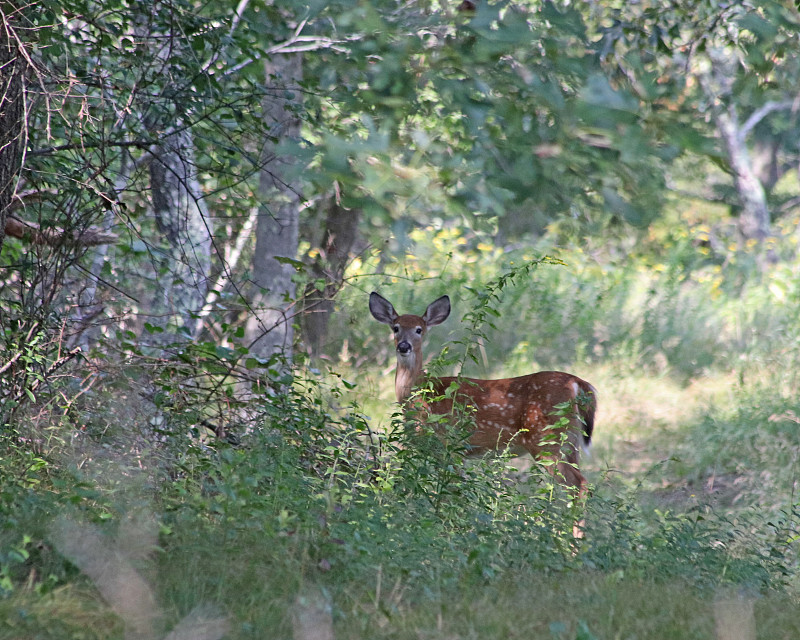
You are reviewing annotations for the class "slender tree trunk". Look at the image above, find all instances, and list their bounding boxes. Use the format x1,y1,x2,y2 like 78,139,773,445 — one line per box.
245,54,303,362
137,12,212,341
73,151,131,351
149,126,212,339
715,105,771,244
0,12,27,252
751,137,781,194
301,196,360,357
705,52,775,250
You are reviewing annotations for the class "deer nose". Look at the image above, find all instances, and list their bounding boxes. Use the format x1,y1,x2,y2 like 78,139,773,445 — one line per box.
397,341,412,355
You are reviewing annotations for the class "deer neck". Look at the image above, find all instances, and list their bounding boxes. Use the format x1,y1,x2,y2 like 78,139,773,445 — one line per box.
394,351,422,403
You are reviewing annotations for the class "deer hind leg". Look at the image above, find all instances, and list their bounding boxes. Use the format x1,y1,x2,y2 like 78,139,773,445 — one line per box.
555,461,586,498
559,426,588,494
560,426,588,540
535,427,587,539
534,424,585,493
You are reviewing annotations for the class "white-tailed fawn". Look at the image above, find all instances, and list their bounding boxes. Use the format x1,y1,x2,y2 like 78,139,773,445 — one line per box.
369,291,597,499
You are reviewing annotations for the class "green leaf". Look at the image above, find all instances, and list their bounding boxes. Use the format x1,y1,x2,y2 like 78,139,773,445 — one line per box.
738,14,778,40
576,620,599,640
580,74,639,113
602,187,647,227
215,345,235,360
273,256,307,271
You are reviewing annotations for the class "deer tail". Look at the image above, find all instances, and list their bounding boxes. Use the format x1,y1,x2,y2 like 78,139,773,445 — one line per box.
575,381,597,448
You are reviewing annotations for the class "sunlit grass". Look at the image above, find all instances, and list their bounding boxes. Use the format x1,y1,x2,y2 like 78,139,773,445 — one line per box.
0,585,122,640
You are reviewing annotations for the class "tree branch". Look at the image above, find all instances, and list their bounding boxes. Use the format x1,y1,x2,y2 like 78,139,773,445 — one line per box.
739,99,799,140
28,138,153,157
223,33,350,78
5,215,118,246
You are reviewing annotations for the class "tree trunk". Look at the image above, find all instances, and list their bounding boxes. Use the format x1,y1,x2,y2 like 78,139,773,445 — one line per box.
705,51,773,249
0,14,26,252
751,137,781,194
244,54,303,362
715,105,771,244
72,151,130,351
149,126,212,338
301,196,360,357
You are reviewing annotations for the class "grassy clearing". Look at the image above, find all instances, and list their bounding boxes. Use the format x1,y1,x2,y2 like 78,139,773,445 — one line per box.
2,362,796,640
3,237,800,638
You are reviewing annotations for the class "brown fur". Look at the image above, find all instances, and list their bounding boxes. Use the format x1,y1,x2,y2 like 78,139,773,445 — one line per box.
370,291,597,497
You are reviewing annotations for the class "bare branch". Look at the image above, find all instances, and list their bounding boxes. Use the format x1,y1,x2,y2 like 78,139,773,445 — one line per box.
28,138,152,157
5,215,118,246
223,33,351,77
194,205,258,335
739,98,799,140
229,0,251,38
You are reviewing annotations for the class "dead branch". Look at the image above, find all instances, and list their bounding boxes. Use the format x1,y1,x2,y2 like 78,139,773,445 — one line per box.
5,215,118,246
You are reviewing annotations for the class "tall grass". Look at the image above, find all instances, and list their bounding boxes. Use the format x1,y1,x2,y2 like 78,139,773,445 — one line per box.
4,226,800,638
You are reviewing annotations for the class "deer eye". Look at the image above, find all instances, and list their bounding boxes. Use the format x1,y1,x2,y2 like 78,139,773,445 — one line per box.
392,325,399,333
415,327,423,335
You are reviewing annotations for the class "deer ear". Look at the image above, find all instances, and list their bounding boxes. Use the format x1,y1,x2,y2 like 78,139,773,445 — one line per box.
369,292,398,325
423,295,450,327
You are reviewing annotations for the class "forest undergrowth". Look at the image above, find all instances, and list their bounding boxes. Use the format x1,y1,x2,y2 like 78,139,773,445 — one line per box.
2,230,800,640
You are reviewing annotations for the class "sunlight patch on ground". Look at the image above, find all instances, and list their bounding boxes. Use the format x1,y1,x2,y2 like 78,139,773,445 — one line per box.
580,366,739,480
